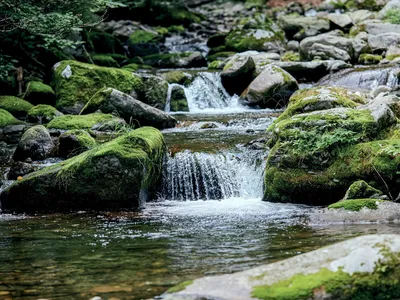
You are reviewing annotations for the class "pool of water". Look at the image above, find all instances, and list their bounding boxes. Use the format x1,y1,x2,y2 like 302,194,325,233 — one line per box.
1,199,399,300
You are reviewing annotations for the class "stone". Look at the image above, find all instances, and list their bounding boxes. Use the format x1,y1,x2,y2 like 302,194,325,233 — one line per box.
278,15,330,39
1,127,166,213
82,88,177,129
58,130,97,158
287,40,299,51
158,235,400,300
142,52,207,68
327,13,353,30
342,180,384,200
169,86,189,112
127,29,163,57
368,33,400,52
308,43,352,62
8,162,36,180
13,125,55,161
27,105,63,124
47,113,127,131
241,65,299,108
0,96,34,118
23,81,56,106
379,0,400,18
0,109,23,129
221,55,255,96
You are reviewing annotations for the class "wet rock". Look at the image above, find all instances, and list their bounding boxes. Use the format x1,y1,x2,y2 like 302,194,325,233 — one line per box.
8,162,36,180
127,29,163,57
82,88,177,129
158,235,400,300
13,125,55,162
1,127,166,213
0,142,16,164
200,123,218,129
58,130,97,158
162,71,193,86
221,55,255,96
359,53,383,65
135,74,169,109
207,33,228,48
241,65,299,108
0,124,27,144
169,86,189,112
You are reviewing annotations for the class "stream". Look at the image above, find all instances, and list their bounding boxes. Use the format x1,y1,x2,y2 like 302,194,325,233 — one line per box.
1,71,400,300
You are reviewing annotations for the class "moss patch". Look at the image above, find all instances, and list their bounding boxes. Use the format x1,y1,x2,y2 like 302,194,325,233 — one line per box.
52,60,142,113
359,54,382,65
129,30,160,45
47,113,117,130
0,108,23,127
0,96,34,117
24,81,56,106
28,105,60,122
92,54,120,68
328,199,382,211
281,52,300,62
167,280,194,293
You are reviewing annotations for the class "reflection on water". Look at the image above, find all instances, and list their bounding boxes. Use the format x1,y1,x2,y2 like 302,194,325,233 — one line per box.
1,199,399,300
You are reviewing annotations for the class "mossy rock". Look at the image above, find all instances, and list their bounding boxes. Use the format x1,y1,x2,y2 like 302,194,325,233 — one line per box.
281,51,300,62
344,0,387,11
52,60,142,114
358,54,382,65
128,30,163,57
169,86,189,112
208,60,224,70
162,71,193,86
91,54,120,68
328,199,383,211
343,180,384,200
207,51,236,63
23,81,56,106
121,63,140,72
1,127,166,213
0,109,24,128
47,113,126,131
135,74,169,109
142,52,207,68
58,129,97,158
0,96,34,118
27,105,63,124
225,26,285,53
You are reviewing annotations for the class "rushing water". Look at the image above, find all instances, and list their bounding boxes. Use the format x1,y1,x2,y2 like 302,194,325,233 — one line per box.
1,71,400,300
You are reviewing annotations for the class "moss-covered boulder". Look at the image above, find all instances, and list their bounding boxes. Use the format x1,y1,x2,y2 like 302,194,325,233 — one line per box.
0,96,34,118
27,105,63,124
58,130,97,158
47,113,127,131
241,65,298,108
358,53,383,65
52,60,142,114
162,71,193,86
159,234,400,300
328,199,383,211
263,85,398,205
13,125,55,161
135,74,169,109
23,81,56,106
1,127,166,213
343,180,384,200
0,109,24,128
81,88,177,129
128,30,163,57
142,52,207,69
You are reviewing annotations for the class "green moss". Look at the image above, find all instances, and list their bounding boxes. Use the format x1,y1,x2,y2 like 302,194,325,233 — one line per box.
28,105,59,120
0,108,23,127
92,54,120,68
358,54,382,65
167,25,185,33
207,51,236,63
0,96,34,117
155,27,169,35
328,199,382,211
386,54,400,61
345,0,384,11
384,8,400,24
121,63,140,72
167,280,194,293
60,129,97,148
208,60,223,70
52,60,142,113
86,30,123,54
281,52,300,62
344,180,383,199
47,113,117,130
26,81,54,96
162,70,191,85
128,30,160,45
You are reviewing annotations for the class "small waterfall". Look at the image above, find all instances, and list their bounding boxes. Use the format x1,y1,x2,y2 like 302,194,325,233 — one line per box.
162,149,266,201
184,72,243,112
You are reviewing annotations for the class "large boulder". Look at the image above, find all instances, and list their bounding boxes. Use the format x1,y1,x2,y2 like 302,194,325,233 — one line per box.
142,52,207,68
342,180,384,200
278,15,330,39
221,54,255,96
0,109,23,128
368,33,400,52
82,88,177,129
263,86,398,205
58,130,97,158
1,127,166,213
13,125,55,161
241,65,299,108
134,74,169,109
159,235,400,300
52,60,143,114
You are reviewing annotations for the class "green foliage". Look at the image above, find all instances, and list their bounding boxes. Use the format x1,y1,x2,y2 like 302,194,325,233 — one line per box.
384,8,400,24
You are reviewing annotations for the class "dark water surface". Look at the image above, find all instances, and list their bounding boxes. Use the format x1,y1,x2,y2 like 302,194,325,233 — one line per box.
1,199,399,300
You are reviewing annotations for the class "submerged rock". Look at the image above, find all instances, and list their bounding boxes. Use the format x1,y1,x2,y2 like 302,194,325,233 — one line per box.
13,125,55,162
158,234,400,300
1,127,166,213
241,65,298,108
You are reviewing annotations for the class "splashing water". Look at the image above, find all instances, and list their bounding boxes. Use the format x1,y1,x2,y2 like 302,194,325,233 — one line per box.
162,149,266,201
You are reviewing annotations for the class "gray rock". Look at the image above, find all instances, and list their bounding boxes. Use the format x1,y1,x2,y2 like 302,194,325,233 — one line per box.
221,55,255,96
159,235,400,300
349,10,376,24
241,65,298,108
13,125,55,161
99,88,177,129
278,15,330,38
368,33,400,52
309,43,352,61
364,20,400,35
379,0,400,18
327,13,353,29
287,40,299,51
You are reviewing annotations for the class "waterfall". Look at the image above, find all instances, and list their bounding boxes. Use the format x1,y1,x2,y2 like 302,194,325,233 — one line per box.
162,149,266,201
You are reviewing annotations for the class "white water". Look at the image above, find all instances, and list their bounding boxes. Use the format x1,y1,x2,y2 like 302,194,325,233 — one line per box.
162,149,266,201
